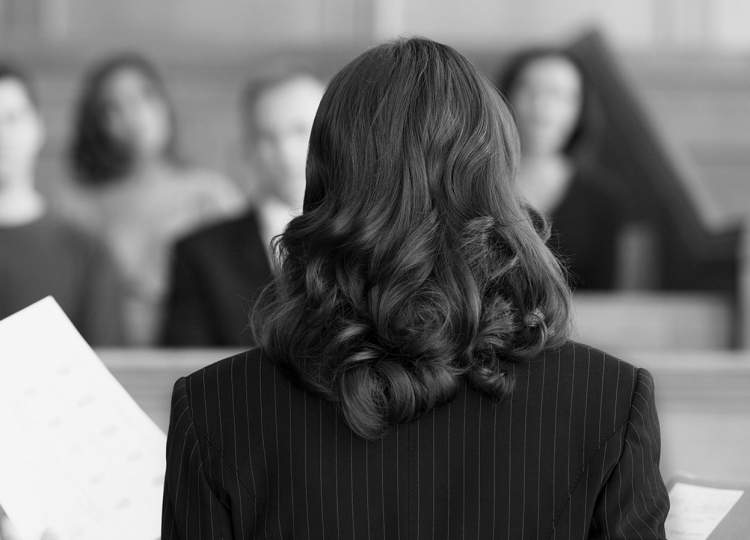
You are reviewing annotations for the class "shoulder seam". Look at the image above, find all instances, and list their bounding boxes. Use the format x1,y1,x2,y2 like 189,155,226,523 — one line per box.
543,416,629,540
192,422,258,503
543,362,640,539
182,370,259,505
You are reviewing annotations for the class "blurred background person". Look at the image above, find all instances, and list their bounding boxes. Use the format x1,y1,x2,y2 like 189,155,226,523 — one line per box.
161,65,325,347
497,47,635,290
67,53,244,346
0,62,123,345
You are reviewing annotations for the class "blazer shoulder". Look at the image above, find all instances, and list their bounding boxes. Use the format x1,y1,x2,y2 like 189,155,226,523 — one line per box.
183,346,265,386
534,340,644,424
180,348,281,425
556,340,639,377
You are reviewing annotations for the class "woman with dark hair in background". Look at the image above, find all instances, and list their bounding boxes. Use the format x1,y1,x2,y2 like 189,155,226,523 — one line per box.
0,61,123,346
161,65,325,347
163,37,669,539
497,48,633,290
68,53,243,345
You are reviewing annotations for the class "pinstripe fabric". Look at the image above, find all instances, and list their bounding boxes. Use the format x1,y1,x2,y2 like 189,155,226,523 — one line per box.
162,341,669,539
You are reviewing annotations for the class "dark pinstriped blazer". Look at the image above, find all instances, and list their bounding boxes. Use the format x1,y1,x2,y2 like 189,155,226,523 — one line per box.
162,342,669,539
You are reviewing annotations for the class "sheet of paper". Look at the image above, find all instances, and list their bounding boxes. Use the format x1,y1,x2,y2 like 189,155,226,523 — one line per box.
0,297,165,540
665,482,744,540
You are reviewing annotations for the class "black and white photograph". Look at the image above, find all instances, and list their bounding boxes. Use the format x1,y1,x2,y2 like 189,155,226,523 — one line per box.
1,0,749,538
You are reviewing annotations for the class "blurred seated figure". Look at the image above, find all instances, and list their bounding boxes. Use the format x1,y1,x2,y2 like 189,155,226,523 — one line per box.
497,48,636,290
161,66,325,347
0,62,123,345
68,53,244,346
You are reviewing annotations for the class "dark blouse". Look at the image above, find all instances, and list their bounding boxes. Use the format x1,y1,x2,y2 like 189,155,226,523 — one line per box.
0,212,123,345
550,168,627,290
162,342,669,539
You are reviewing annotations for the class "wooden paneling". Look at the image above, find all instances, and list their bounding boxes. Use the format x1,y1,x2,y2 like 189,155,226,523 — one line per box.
398,0,656,49
0,0,375,48
573,293,733,352
4,0,750,53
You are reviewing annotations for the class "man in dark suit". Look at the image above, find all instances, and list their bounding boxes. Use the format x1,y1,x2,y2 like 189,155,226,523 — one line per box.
161,68,325,347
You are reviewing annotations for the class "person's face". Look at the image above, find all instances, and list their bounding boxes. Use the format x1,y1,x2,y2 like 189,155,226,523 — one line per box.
248,77,324,210
0,78,44,186
510,56,583,156
101,67,172,161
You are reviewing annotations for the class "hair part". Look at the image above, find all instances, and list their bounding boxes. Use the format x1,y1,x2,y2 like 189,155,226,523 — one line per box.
252,37,572,440
70,52,180,185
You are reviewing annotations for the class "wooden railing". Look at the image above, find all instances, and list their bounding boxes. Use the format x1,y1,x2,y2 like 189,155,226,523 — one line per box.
572,292,733,351
98,348,750,484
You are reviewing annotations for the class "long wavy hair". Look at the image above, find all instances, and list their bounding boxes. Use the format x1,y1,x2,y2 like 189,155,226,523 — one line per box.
252,37,572,440
70,53,180,185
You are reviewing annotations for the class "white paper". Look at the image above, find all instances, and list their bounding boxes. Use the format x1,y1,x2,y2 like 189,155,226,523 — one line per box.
0,297,165,540
665,482,744,540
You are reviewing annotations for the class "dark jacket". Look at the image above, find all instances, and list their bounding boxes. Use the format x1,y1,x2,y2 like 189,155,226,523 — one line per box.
162,210,272,347
163,341,669,539
0,212,124,345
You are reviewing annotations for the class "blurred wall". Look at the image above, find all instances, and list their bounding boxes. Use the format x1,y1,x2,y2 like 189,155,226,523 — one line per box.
1,0,748,221
3,0,750,51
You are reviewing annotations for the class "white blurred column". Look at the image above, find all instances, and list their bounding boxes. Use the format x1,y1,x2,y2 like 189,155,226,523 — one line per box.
653,0,712,50
372,0,405,41
710,0,750,51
